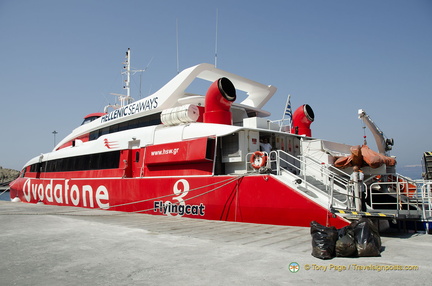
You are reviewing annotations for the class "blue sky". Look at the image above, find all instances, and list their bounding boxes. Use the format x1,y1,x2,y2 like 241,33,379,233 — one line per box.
1,0,431,178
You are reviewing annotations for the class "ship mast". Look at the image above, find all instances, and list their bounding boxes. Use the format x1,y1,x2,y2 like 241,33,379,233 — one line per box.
121,48,134,107
106,49,149,112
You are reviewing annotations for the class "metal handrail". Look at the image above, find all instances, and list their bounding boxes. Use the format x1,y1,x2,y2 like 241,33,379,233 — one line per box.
301,155,351,198
246,149,353,206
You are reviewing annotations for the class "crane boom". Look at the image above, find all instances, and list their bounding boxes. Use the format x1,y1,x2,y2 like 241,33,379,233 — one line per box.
358,109,394,156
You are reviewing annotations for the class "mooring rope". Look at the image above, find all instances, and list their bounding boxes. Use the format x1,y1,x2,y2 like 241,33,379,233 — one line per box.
0,189,8,197
0,174,249,216
132,175,245,214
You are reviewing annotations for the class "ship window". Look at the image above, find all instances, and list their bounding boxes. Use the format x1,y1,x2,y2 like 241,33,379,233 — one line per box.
81,116,100,125
135,151,140,162
89,131,98,141
29,151,121,173
109,124,119,133
30,162,43,173
206,138,216,160
89,153,101,170
100,127,110,136
118,121,129,132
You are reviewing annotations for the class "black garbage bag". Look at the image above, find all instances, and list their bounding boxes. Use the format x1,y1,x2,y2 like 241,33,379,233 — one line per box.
352,218,382,257
310,221,338,260
335,226,356,257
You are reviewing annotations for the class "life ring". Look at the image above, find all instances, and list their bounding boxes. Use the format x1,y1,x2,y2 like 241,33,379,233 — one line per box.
250,151,268,169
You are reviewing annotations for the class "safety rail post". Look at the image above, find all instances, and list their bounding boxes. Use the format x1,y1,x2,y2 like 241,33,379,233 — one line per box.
245,153,250,171
425,182,431,216
268,150,278,174
245,152,254,172
421,182,432,233
328,174,335,209
272,150,280,175
328,182,334,215
347,183,354,210
393,181,403,216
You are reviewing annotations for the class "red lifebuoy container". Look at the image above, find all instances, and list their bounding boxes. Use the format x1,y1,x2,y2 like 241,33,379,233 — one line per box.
250,151,268,169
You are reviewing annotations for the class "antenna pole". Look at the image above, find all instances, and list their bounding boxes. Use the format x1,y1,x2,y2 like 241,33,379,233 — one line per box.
176,18,180,74
214,9,219,68
121,48,132,106
126,48,131,99
52,130,58,148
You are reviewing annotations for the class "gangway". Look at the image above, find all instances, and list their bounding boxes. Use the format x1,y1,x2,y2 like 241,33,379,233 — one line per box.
246,149,432,232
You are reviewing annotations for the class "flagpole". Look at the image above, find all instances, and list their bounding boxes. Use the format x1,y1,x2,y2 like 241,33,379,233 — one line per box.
279,94,291,131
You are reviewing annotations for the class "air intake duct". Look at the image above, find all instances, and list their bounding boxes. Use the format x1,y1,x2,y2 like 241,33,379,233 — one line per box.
203,77,236,125
291,104,315,137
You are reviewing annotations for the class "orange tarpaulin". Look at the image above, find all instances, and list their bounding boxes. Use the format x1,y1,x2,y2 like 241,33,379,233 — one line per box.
334,145,396,169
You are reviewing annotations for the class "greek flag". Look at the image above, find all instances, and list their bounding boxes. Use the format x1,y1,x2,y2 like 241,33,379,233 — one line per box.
284,96,292,126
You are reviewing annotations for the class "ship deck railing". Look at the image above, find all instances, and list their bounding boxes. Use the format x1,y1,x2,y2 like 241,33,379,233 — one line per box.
269,119,290,132
367,179,432,233
376,177,432,220
368,181,422,217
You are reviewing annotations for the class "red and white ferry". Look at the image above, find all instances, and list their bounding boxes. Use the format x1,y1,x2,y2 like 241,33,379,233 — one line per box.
9,49,432,229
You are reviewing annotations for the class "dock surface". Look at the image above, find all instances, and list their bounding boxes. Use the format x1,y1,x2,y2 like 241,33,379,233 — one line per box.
1,201,431,285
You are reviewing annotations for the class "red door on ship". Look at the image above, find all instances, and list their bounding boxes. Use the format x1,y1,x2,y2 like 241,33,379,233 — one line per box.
131,148,144,177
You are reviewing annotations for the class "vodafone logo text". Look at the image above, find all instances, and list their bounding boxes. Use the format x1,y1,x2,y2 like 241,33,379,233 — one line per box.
22,179,110,209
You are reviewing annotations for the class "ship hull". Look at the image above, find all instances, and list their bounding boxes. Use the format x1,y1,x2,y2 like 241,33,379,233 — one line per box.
9,175,349,228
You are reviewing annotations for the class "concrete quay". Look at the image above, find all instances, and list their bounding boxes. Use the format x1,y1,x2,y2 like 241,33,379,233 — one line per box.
0,201,431,285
